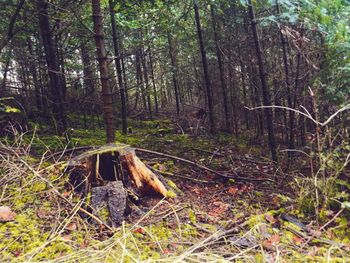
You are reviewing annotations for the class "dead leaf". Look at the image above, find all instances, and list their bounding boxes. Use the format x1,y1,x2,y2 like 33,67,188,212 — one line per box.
62,191,71,198
227,187,239,195
163,248,171,255
36,208,51,219
66,223,77,231
0,206,16,222
265,214,276,224
79,239,90,249
292,235,303,245
262,235,280,250
192,187,201,194
208,201,230,216
62,234,72,241
133,227,145,234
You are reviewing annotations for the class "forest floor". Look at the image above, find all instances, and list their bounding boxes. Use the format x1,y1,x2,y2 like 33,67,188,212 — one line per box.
0,116,349,262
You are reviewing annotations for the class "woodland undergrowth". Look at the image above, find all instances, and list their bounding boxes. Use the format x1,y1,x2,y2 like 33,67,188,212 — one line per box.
0,118,349,262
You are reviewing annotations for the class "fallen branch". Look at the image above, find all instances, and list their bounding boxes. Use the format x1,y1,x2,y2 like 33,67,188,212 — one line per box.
136,148,273,182
150,166,210,183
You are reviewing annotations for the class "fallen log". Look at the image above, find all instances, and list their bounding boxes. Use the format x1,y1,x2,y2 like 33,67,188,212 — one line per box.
66,143,168,226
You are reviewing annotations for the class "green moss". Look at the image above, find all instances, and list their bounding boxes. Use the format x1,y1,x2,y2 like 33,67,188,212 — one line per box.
166,190,177,198
246,214,266,228
181,224,198,238
188,209,196,224
228,179,235,184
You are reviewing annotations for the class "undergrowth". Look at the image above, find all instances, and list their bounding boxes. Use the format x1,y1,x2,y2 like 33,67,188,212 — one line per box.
0,118,349,262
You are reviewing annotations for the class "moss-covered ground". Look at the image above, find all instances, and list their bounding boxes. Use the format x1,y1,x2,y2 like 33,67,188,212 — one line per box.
0,116,349,262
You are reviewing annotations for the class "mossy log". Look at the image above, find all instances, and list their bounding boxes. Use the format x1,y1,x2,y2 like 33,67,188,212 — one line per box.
67,143,168,197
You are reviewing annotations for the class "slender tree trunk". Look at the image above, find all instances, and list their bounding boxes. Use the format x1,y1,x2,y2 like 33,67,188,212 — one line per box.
109,0,127,134
0,48,12,97
194,0,215,133
37,0,66,135
167,32,180,116
121,55,129,111
135,49,147,111
80,42,96,129
141,47,153,120
238,44,249,130
27,37,42,111
91,0,116,143
276,0,295,157
211,5,230,131
80,42,95,97
248,0,277,162
148,50,159,113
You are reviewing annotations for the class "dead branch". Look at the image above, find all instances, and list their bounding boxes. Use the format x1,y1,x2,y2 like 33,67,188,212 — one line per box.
136,148,273,182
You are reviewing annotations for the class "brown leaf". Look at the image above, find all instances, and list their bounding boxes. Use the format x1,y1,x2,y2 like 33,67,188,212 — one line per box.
79,239,90,249
265,214,276,224
0,206,16,222
62,191,72,198
292,235,303,245
163,248,171,255
262,235,280,250
227,187,239,195
192,187,201,194
66,223,77,231
133,227,145,234
62,234,72,241
208,201,230,216
36,209,50,219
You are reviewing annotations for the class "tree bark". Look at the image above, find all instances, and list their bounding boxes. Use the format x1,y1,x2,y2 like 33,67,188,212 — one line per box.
148,50,159,113
27,37,42,111
211,5,230,131
276,0,294,157
91,0,116,143
167,32,181,116
194,0,215,133
0,0,26,53
141,46,153,120
37,0,66,135
109,0,128,134
247,0,277,162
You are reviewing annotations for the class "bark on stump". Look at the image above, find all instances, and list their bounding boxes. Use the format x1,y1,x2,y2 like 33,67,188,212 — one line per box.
66,143,168,226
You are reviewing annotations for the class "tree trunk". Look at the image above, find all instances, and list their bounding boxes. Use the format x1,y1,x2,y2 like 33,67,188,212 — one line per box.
121,56,129,111
37,0,66,135
80,42,95,97
141,46,153,120
211,5,230,131
27,37,42,111
148,50,159,113
238,44,250,130
276,0,294,157
109,0,128,134
194,0,215,133
167,32,180,116
247,0,277,162
91,0,116,143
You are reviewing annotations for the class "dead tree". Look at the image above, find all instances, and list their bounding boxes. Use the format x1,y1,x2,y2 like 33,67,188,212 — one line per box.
67,143,168,226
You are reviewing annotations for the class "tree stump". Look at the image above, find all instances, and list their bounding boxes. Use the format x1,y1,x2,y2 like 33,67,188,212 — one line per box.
66,143,168,225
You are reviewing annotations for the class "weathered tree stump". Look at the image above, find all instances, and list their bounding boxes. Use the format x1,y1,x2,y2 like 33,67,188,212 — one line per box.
66,143,168,225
